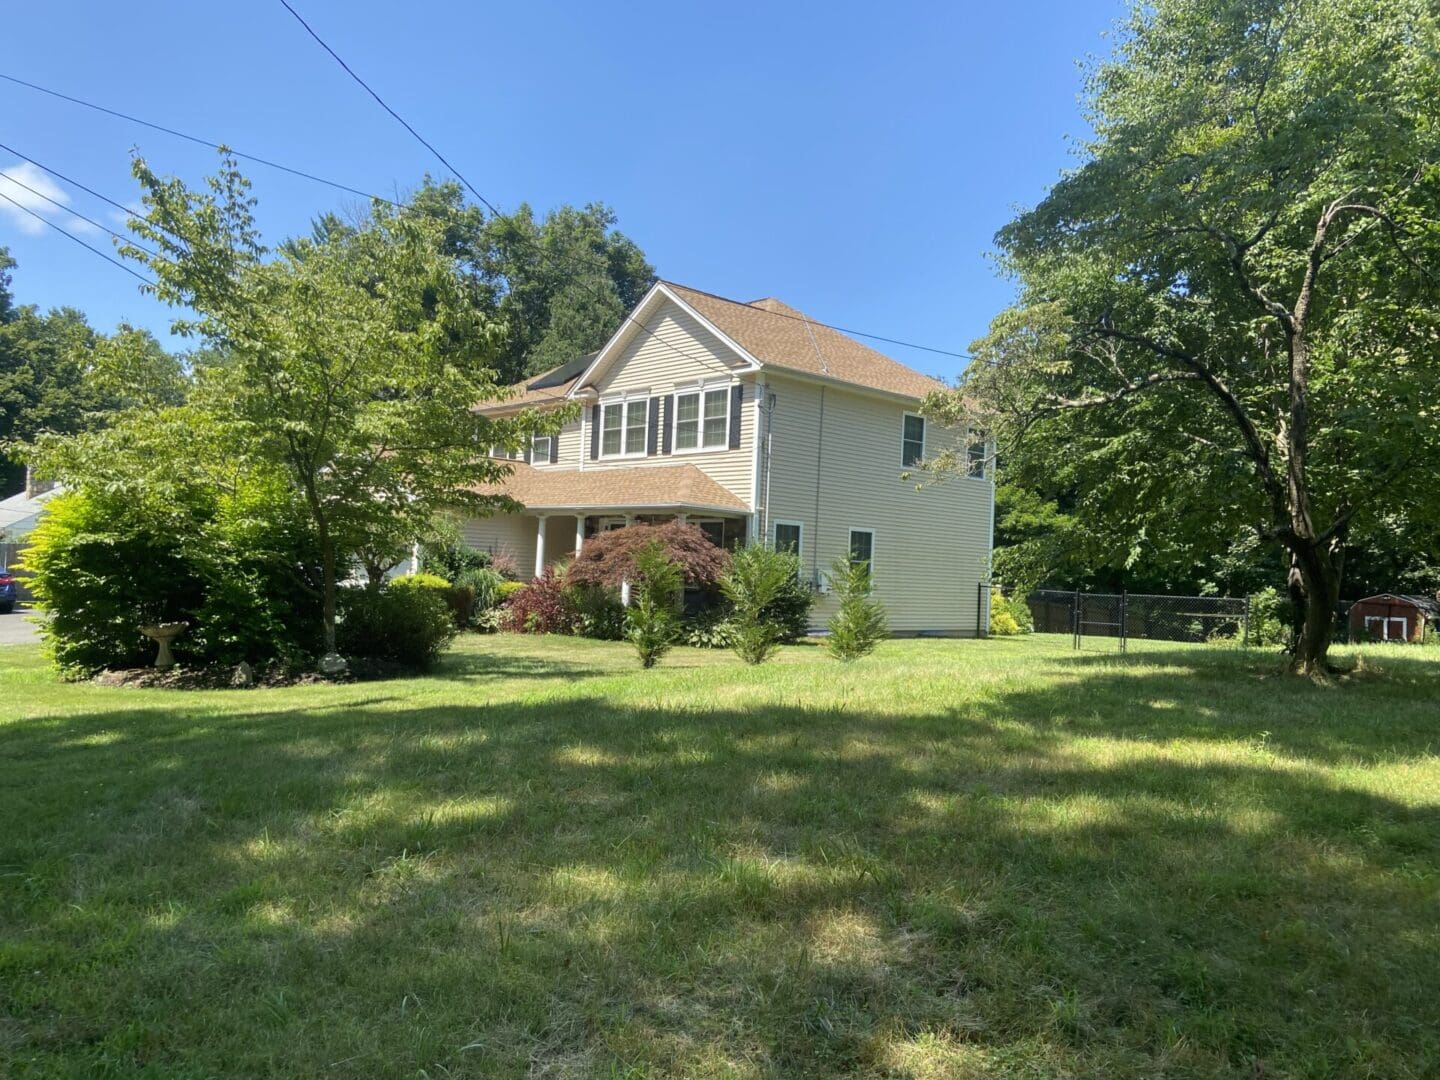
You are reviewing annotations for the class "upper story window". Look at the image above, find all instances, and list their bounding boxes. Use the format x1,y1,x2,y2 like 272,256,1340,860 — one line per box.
532,434,554,462
967,430,989,477
675,387,730,451
601,399,649,457
902,413,926,467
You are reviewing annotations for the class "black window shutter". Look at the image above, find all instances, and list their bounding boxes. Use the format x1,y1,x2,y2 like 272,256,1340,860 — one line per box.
661,394,674,454
590,405,600,460
728,384,744,449
549,432,559,464
646,396,660,455
523,442,532,464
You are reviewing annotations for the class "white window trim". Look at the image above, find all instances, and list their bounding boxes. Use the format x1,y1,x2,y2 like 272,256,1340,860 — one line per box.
598,392,652,459
531,433,554,461
848,527,877,573
671,383,733,456
967,427,990,479
901,411,927,467
771,519,804,558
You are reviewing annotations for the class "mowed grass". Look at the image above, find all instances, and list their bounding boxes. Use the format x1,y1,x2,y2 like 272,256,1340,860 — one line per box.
2,634,1438,1078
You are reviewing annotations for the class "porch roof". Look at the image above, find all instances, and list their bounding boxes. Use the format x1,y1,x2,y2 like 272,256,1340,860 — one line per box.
467,462,748,515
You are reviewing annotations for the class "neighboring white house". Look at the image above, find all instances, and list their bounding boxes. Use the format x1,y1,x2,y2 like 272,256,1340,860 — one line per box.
0,477,61,574
466,281,995,635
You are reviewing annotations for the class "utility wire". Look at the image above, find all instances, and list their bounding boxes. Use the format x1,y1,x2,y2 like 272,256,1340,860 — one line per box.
0,167,160,258
2,67,977,369
0,71,404,208
0,189,155,286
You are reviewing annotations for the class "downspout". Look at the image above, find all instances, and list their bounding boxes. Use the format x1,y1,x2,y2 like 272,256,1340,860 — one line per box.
811,385,826,588
761,390,775,545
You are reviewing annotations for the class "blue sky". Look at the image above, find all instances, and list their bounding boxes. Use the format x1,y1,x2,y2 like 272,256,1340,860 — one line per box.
0,0,1124,383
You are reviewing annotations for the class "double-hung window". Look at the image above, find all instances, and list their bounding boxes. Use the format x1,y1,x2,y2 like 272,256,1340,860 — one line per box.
773,522,802,556
532,434,553,461
674,386,730,451
601,398,649,457
849,528,875,570
902,413,926,467
967,430,988,477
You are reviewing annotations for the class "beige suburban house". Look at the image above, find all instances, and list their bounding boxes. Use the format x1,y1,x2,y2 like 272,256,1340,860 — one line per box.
466,281,994,635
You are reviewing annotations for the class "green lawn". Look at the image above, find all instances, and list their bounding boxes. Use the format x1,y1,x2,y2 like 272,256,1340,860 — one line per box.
2,634,1438,1078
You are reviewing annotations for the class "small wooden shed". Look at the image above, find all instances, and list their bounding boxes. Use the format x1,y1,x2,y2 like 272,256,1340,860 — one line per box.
1347,594,1440,644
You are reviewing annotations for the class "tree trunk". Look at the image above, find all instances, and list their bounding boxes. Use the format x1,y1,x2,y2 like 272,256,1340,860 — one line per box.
1290,545,1339,675
317,515,337,656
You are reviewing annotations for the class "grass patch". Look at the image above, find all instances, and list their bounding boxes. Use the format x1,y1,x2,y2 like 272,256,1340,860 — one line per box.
2,634,1438,1076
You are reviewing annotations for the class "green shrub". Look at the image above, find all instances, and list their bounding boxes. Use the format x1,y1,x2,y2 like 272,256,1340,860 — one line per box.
719,544,799,665
761,570,817,642
681,606,734,648
826,557,888,661
336,581,456,669
496,580,528,603
22,481,324,675
570,581,626,640
1246,586,1290,647
626,541,682,668
989,587,1032,636
498,568,577,634
420,540,492,581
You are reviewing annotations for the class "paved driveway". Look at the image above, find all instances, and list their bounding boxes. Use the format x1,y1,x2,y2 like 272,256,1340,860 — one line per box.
0,610,41,646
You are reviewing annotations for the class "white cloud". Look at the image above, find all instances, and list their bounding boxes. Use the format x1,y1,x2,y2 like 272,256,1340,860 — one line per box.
0,161,98,237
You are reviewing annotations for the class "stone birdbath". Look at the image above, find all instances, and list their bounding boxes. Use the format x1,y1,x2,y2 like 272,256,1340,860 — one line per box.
140,622,187,669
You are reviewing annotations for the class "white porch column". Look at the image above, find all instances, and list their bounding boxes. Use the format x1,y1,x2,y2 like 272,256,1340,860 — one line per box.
624,513,635,527
676,513,688,524
574,515,586,556
534,515,548,579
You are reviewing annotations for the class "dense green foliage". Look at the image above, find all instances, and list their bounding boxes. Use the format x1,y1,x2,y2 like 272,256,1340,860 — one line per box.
928,0,1440,672
567,522,730,589
22,481,322,675
625,541,683,668
0,249,181,495
825,557,889,661
718,545,801,665
988,587,1033,637
335,576,456,669
317,181,656,383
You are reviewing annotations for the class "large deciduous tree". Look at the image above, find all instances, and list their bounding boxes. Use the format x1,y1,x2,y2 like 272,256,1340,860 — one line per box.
116,155,543,656
926,0,1440,673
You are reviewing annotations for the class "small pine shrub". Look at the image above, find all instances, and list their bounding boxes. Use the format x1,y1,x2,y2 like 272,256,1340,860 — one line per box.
826,557,888,661
570,582,626,640
1246,586,1290,647
719,544,799,665
626,541,682,668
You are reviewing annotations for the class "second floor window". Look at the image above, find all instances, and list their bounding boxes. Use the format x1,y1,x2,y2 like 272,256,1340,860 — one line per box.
675,387,730,451
968,430,988,476
532,434,553,461
601,399,649,456
902,413,925,466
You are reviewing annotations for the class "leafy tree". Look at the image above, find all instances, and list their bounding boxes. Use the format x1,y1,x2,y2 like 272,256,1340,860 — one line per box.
567,521,729,588
374,181,655,383
117,154,542,657
926,0,1440,674
718,544,799,665
626,540,682,668
825,557,888,661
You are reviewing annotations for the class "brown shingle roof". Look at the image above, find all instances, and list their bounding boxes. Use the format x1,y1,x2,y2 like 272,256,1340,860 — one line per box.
663,282,946,400
472,358,588,414
468,462,747,513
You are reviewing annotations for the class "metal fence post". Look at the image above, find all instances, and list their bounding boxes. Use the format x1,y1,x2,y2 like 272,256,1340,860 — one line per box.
1119,589,1128,654
1242,595,1251,648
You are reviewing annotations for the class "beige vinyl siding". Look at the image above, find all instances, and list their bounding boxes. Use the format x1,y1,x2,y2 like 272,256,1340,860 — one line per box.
529,416,583,470
582,299,756,507
762,373,993,635
458,513,536,569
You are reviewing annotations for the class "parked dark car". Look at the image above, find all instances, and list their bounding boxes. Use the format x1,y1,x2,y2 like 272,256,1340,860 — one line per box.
0,573,17,615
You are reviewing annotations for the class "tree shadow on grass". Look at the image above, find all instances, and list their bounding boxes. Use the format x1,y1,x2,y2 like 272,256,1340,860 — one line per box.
1,659,1437,1076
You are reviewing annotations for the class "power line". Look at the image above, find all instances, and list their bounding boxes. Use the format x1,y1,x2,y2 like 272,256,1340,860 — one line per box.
0,71,404,209
0,167,160,258
1,67,978,368
0,189,155,286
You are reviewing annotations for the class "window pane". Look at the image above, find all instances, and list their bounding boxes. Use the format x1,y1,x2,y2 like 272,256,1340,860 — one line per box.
849,530,873,566
774,523,800,554
625,400,648,453
701,388,729,447
968,430,988,475
902,414,925,466
676,393,699,422
533,436,551,459
602,404,622,455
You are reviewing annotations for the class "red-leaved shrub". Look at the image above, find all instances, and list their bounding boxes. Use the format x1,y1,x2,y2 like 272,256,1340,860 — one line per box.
567,522,729,588
499,566,577,634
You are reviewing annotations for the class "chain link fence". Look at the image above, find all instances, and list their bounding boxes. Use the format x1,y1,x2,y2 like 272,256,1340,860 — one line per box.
1027,589,1251,651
